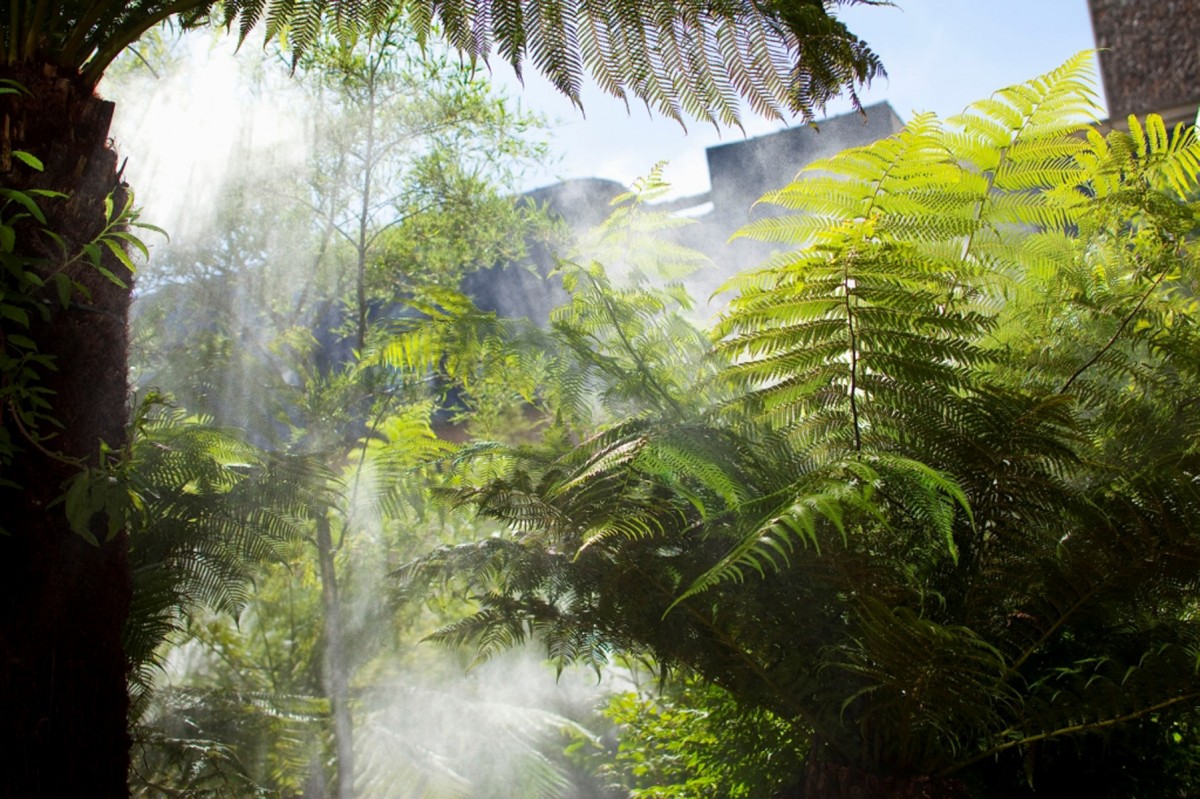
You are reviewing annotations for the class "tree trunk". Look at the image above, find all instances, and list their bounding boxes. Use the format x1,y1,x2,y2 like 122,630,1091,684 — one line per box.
316,514,355,799
0,64,132,798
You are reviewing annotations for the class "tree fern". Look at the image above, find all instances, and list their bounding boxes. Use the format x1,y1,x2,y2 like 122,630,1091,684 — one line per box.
123,395,329,714
405,54,1200,795
3,0,883,125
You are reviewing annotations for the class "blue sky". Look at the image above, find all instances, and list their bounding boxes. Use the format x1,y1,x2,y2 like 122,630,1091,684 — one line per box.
108,2,1102,237
492,0,1100,196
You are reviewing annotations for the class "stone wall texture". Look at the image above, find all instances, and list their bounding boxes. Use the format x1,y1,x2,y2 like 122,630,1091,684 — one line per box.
1089,0,1200,120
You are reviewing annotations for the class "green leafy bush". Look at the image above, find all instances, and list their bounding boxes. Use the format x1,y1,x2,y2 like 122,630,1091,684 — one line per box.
568,672,805,798
408,54,1200,795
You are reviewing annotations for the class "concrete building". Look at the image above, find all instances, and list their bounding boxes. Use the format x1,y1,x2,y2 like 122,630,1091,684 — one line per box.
471,0,1200,323
468,102,904,321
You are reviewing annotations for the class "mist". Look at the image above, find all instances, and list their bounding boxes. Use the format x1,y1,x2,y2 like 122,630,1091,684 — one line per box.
106,16,903,797
108,25,637,798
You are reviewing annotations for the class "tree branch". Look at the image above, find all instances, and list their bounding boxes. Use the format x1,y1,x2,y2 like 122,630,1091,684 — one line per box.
1059,265,1169,395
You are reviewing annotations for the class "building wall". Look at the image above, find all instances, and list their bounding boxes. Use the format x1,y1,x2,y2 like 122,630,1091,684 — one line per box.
706,102,904,219
1090,0,1200,125
492,104,905,319
470,5,1200,324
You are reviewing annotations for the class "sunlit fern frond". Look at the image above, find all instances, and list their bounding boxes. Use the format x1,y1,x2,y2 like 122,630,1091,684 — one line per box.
568,162,713,281
551,261,716,419
124,399,329,710
728,55,1106,334
365,286,492,373
222,0,884,125
994,112,1200,407
947,50,1099,170
344,400,455,522
717,234,996,459
1078,114,1200,203
735,113,975,250
538,182,716,428
716,55,1139,465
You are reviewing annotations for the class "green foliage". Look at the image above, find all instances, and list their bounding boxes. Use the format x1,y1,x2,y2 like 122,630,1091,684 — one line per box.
0,162,62,479
2,0,881,127
406,54,1200,793
550,169,716,420
122,395,332,712
0,135,161,501
131,586,336,797
569,670,805,798
285,12,554,353
364,168,721,443
122,23,597,796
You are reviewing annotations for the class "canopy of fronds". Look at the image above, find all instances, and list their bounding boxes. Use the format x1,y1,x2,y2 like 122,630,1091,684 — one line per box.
404,52,1200,792
1,0,881,126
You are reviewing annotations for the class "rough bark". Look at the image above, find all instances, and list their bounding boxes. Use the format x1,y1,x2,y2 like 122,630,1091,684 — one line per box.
0,63,132,798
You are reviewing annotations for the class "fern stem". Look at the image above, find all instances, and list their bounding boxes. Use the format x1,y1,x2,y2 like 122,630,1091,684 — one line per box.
589,273,684,416
843,256,862,453
340,393,395,548
354,67,378,352
290,149,346,323
1059,264,1169,395
316,512,355,799
943,689,1200,776
1000,577,1109,685
958,149,1004,265
959,89,1038,264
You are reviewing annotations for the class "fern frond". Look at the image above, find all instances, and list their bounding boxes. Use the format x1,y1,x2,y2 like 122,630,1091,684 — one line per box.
717,237,995,459
214,0,882,125
829,597,1018,769
123,401,324,700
